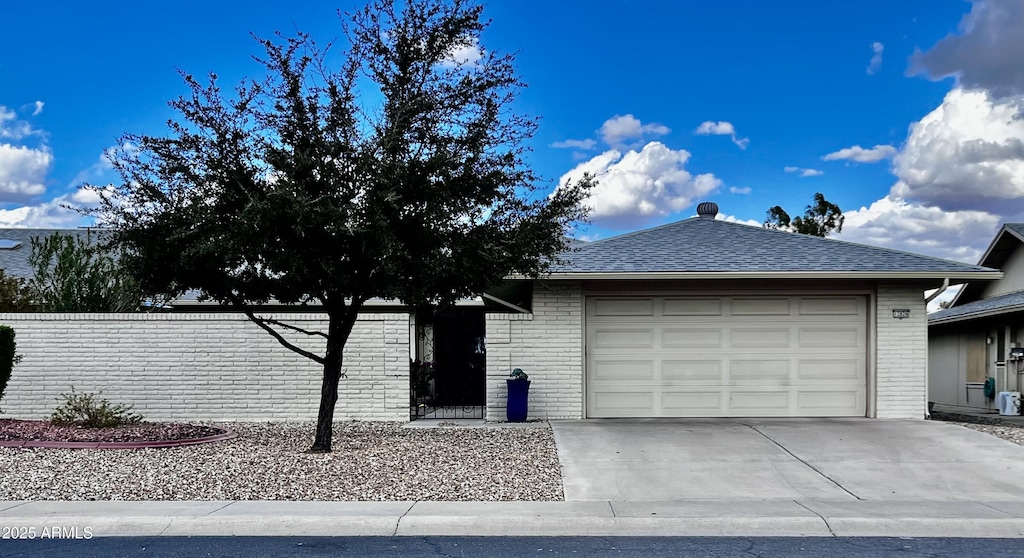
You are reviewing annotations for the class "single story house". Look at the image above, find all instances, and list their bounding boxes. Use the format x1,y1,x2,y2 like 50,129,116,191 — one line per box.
929,223,1024,412
0,203,1000,422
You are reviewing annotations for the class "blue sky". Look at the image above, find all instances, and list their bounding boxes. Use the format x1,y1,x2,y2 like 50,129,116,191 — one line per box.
3,0,1024,271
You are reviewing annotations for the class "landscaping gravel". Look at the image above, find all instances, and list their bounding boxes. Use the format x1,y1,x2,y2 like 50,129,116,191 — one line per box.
930,411,1024,447
0,422,563,501
0,419,224,443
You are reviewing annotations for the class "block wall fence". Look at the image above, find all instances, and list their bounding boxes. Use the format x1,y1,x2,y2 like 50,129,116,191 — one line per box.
0,312,410,422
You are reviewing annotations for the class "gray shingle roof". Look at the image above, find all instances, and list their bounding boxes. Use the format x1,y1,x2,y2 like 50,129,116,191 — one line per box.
552,217,997,276
0,228,99,279
929,289,1024,324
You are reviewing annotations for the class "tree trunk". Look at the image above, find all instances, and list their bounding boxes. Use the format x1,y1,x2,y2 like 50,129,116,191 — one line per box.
308,306,360,453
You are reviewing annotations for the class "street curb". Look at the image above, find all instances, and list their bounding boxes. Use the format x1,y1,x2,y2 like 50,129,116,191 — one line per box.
3,500,1024,538
2,515,1024,538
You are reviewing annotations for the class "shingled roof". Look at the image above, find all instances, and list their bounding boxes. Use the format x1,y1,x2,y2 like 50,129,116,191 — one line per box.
548,215,999,280
930,289,1024,325
0,228,99,279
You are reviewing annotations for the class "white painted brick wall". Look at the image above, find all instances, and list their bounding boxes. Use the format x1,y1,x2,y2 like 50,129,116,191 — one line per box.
485,281,583,421
875,283,928,419
0,312,410,422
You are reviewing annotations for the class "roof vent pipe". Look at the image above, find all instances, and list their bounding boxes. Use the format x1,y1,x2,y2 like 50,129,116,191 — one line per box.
696,201,719,218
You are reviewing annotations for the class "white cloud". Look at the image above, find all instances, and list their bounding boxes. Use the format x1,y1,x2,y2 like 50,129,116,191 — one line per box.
836,196,1001,263
0,194,92,228
693,120,749,149
67,145,121,188
557,141,721,228
784,166,824,177
551,138,596,150
717,213,761,226
440,37,483,68
822,144,898,163
909,0,1024,98
729,186,752,194
867,42,884,75
31,101,44,116
0,106,41,141
599,114,670,146
0,144,51,201
694,121,735,135
890,88,1024,214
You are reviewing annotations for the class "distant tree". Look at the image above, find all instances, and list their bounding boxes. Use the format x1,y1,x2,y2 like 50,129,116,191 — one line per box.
938,300,953,309
0,271,35,312
28,232,145,312
764,193,844,237
87,0,594,452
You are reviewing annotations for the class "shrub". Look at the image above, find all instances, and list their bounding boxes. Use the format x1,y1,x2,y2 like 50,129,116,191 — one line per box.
0,271,35,312
51,388,143,428
0,325,21,413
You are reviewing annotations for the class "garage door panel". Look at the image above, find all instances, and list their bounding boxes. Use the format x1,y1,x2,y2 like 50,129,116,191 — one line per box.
731,297,791,315
587,295,867,418
731,328,791,348
592,298,654,316
798,297,864,315
662,360,723,381
729,359,791,382
662,391,724,413
798,327,862,348
591,328,656,348
730,391,790,412
796,390,862,414
662,328,724,348
798,359,862,380
663,298,722,316
590,360,654,381
590,391,655,415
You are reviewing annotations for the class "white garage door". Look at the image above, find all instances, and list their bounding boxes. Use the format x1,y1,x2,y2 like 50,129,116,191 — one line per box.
586,296,867,418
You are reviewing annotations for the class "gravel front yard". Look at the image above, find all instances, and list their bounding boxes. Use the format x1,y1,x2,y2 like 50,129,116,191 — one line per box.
0,422,563,501
930,411,1024,446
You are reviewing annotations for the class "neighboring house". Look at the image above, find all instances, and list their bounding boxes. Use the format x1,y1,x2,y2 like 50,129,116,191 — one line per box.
929,223,1024,412
0,228,96,279
0,203,999,422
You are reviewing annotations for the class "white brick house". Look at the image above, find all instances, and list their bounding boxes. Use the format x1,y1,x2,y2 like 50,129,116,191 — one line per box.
0,206,999,422
484,204,998,421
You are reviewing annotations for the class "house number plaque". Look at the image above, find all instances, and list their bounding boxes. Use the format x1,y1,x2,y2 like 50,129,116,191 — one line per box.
892,309,910,319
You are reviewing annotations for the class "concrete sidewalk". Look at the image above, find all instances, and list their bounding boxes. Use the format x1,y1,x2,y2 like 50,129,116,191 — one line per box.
2,499,1023,538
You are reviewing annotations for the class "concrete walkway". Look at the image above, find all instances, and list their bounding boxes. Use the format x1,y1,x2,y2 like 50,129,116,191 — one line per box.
2,499,1024,537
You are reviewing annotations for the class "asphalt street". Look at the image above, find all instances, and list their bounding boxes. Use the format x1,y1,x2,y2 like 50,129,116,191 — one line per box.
3,537,1024,558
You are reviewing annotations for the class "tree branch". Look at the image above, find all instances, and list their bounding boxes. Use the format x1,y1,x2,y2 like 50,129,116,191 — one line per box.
243,310,328,365
255,316,329,339
225,295,328,365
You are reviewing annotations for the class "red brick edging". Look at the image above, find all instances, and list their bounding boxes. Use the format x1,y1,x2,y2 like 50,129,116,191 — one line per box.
0,430,237,449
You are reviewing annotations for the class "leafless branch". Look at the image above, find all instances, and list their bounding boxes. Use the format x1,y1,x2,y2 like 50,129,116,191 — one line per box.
225,295,328,365
256,316,329,339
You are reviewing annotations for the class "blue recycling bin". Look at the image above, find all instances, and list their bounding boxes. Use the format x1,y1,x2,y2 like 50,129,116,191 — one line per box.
506,379,531,422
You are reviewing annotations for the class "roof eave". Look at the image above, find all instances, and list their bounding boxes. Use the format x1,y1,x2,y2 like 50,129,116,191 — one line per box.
518,271,1004,281
929,303,1024,326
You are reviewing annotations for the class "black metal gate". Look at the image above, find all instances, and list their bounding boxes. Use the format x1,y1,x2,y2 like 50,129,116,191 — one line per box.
410,307,486,419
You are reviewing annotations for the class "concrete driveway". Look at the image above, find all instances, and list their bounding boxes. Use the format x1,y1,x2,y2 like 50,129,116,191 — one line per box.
551,418,1024,502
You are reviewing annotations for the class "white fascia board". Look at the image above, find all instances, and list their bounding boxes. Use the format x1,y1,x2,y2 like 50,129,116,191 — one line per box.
512,271,1003,281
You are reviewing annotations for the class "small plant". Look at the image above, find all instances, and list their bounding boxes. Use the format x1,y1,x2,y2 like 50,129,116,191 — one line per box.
0,325,22,413
51,388,143,428
510,367,529,381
